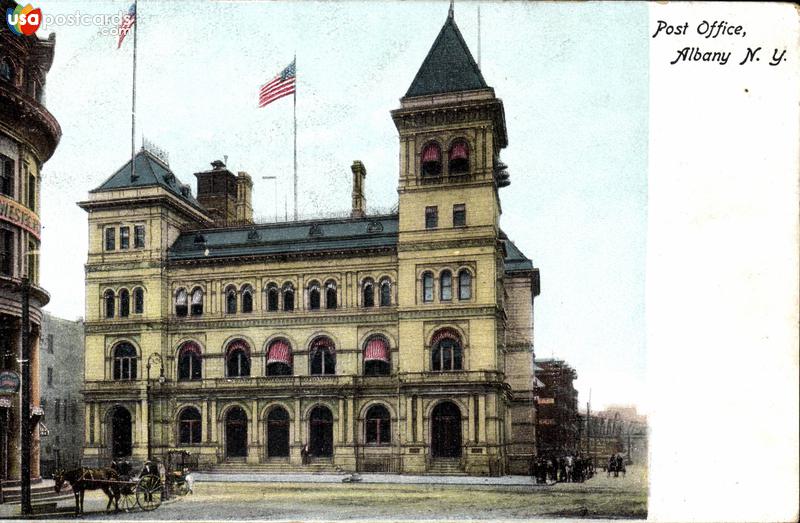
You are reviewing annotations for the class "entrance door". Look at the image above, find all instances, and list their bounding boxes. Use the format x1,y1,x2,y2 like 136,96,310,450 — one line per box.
267,407,290,458
225,407,248,458
308,406,333,457
110,406,133,458
431,401,462,458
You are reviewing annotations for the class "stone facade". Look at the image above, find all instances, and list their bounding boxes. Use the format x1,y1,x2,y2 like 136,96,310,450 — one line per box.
78,12,540,476
0,0,61,482
38,312,85,476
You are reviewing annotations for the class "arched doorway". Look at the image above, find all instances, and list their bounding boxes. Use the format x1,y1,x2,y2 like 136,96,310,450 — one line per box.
431,401,462,458
308,406,333,458
225,407,248,459
109,406,132,458
266,407,290,458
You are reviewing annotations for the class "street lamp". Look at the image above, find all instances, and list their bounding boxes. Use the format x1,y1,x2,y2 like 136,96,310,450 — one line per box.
145,353,165,461
262,176,278,222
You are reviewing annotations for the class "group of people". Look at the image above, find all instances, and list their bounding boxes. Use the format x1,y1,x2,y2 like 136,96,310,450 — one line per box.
531,454,595,484
606,453,627,478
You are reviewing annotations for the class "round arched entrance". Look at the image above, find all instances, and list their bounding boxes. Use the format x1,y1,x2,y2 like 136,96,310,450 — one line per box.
108,406,133,458
308,406,333,458
431,401,462,458
225,406,248,459
266,407,290,458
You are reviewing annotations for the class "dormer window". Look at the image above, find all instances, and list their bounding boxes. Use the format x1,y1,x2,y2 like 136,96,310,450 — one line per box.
421,143,442,177
448,140,469,175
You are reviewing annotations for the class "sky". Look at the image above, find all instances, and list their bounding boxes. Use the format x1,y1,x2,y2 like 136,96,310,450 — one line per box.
33,0,648,413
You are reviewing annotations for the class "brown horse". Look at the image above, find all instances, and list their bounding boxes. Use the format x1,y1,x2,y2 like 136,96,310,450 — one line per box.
53,467,121,515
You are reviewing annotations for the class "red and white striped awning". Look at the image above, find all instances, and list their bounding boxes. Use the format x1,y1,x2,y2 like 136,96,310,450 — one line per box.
422,143,441,163
449,141,468,160
226,339,250,357
180,341,202,356
267,340,292,365
310,337,335,354
363,337,389,363
431,328,461,346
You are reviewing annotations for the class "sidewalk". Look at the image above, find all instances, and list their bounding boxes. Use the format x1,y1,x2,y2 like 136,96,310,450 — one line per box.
192,472,546,487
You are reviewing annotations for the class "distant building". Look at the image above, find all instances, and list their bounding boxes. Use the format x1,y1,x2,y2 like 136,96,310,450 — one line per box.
534,358,579,456
587,405,647,465
38,312,84,476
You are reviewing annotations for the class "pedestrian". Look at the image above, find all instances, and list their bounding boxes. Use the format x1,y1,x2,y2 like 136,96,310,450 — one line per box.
301,443,309,465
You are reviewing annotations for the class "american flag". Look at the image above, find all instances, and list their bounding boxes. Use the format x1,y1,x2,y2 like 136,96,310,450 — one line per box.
117,3,136,49
259,60,296,108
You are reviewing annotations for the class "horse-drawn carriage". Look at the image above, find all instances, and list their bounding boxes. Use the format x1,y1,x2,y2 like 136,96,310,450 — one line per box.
165,449,198,496
53,461,163,515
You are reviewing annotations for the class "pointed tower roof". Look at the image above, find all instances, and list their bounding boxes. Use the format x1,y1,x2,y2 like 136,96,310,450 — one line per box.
405,11,489,98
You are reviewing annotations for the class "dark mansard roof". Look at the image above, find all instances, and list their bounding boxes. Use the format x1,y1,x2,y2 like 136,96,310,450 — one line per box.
168,214,534,276
90,149,204,210
405,13,489,98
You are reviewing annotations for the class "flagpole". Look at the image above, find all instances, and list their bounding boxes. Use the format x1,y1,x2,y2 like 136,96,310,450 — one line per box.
292,53,298,221
130,0,138,181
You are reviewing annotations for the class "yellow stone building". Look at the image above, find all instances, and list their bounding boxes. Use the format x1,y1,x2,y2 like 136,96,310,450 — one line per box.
79,12,540,475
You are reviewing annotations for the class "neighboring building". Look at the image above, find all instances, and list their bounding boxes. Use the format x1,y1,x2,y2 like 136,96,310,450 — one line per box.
0,1,61,482
78,10,540,475
534,358,580,457
39,312,85,476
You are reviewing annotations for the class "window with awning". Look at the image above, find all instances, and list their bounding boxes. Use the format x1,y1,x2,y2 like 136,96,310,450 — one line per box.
267,339,292,365
421,142,442,177
448,140,469,174
364,336,390,376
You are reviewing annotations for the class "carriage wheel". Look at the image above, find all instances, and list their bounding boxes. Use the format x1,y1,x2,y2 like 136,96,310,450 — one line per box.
119,484,137,512
136,475,163,511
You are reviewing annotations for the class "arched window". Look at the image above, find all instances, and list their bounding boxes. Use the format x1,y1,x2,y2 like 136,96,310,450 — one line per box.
422,272,434,303
379,279,391,307
421,142,442,177
178,407,202,445
448,140,469,175
175,288,188,317
133,287,144,314
308,281,321,310
190,287,203,315
363,336,390,376
309,337,335,375
241,285,254,313
225,286,237,314
365,405,391,445
431,329,463,372
283,283,295,312
266,284,279,312
177,342,202,381
0,59,13,82
226,340,251,377
266,339,292,376
113,343,137,380
325,280,337,310
440,270,453,301
362,279,374,308
104,290,115,319
458,270,472,300
119,289,130,317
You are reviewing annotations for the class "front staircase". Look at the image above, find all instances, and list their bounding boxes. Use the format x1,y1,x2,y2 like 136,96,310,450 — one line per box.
1,479,74,505
427,458,465,475
207,457,340,475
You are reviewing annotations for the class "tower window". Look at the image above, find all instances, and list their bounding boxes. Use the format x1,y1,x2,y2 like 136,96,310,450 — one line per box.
191,287,203,315
241,285,254,313
119,289,130,317
421,143,442,177
283,283,295,311
225,287,237,314
120,227,130,250
440,270,452,301
266,284,279,311
458,270,472,300
325,280,337,309
133,287,144,314
104,290,115,318
362,279,374,308
134,225,145,248
379,278,391,307
309,282,321,310
422,272,434,303
175,288,188,317
425,206,438,229
453,204,466,227
104,228,115,251
0,155,13,197
448,140,469,175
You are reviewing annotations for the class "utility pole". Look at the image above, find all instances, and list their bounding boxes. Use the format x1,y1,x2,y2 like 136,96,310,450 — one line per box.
20,277,31,515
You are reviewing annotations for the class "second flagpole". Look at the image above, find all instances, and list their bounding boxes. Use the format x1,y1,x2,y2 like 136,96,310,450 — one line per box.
293,53,297,221
130,0,138,181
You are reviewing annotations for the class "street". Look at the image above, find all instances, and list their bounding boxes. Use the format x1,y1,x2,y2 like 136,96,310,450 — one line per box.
37,465,647,520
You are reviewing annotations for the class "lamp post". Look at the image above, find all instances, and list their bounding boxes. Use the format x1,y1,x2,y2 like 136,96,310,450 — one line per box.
262,176,278,222
145,353,164,462
19,277,31,515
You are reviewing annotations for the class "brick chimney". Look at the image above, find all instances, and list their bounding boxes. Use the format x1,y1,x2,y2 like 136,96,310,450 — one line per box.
236,171,253,224
350,161,367,218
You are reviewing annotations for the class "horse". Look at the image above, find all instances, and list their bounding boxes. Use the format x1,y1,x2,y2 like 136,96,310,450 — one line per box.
54,467,121,515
